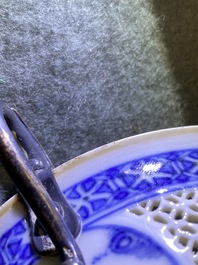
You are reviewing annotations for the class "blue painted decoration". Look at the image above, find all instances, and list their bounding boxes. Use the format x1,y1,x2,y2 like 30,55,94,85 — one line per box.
2,149,198,264
64,149,198,224
84,225,179,265
0,220,38,265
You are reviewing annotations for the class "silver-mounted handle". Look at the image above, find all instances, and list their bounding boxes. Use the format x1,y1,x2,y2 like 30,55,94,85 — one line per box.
0,102,85,265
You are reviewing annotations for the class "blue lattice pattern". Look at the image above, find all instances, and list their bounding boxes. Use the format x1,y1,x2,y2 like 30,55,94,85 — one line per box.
0,219,38,265
64,149,198,221
1,149,198,264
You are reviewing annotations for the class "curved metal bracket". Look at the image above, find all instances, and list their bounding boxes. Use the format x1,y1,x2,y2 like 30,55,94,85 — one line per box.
0,103,85,265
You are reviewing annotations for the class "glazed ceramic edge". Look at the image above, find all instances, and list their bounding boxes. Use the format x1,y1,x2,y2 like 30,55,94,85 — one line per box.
1,126,198,217
55,125,198,188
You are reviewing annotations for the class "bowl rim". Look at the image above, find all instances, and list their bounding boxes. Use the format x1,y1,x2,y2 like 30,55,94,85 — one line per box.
1,125,198,216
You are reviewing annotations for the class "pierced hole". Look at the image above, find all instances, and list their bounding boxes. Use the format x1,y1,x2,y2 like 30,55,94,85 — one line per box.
130,208,144,216
140,201,147,208
169,228,176,236
186,191,195,200
179,236,188,247
174,209,184,220
153,215,168,224
193,241,198,255
175,191,183,197
180,225,196,234
150,200,160,211
166,196,179,204
187,214,198,224
161,206,172,214
190,204,198,212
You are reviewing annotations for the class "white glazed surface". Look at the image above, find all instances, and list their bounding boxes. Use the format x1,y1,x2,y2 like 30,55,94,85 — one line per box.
1,126,198,265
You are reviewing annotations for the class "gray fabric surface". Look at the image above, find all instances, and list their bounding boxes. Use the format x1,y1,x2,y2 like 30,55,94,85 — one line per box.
0,0,198,204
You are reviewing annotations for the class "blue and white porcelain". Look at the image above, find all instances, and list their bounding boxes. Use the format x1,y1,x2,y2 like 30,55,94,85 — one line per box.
1,126,198,265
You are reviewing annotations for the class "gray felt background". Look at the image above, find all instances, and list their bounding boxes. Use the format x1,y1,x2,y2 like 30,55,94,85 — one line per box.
0,0,198,204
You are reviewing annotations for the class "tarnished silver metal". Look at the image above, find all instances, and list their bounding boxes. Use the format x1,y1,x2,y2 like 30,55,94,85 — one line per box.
0,102,85,265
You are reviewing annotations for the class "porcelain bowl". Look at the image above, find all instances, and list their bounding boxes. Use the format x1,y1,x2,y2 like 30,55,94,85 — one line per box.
1,126,198,265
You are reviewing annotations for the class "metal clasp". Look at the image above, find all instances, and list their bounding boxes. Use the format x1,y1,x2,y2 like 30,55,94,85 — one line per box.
0,103,85,265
